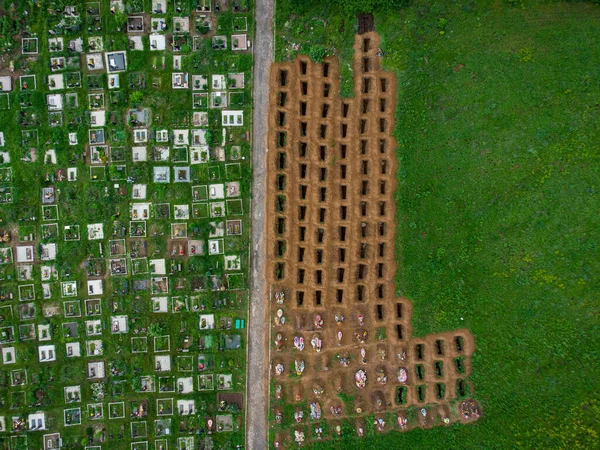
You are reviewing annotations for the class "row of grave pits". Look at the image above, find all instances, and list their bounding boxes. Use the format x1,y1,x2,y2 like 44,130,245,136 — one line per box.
272,399,481,446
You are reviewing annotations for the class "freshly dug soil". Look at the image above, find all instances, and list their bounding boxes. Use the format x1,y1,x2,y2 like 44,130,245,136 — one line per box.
266,31,479,446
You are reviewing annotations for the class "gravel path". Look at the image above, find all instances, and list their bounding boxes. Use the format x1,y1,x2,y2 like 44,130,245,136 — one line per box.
246,0,274,448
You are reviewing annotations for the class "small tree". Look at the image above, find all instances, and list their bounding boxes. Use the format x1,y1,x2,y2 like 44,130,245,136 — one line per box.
307,45,327,63
113,10,128,31
148,322,165,338
205,129,217,146
130,91,144,106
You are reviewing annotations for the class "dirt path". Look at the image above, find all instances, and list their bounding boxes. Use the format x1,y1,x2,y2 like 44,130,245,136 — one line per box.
246,0,274,448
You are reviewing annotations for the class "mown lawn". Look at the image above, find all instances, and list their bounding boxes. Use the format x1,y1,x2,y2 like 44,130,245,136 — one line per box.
277,0,600,448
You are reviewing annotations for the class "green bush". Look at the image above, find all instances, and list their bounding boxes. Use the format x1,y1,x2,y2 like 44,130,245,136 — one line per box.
293,0,407,15
306,44,327,63
129,91,144,106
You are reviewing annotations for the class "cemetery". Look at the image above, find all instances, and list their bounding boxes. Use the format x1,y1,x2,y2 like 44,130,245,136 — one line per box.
0,1,253,449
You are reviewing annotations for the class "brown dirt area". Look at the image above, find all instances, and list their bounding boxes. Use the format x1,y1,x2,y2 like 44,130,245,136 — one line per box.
266,31,480,447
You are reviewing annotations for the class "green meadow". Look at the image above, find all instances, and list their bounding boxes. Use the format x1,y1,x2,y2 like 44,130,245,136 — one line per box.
275,1,600,448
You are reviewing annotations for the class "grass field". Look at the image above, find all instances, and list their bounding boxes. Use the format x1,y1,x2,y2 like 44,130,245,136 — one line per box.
275,1,600,448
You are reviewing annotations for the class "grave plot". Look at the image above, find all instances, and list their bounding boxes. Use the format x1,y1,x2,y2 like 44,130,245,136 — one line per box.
266,31,479,446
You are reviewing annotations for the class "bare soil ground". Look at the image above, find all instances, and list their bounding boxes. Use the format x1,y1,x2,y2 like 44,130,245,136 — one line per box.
266,31,480,447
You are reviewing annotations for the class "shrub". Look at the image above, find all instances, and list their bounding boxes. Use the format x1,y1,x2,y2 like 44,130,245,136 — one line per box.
306,45,327,63
331,0,408,14
130,91,144,106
